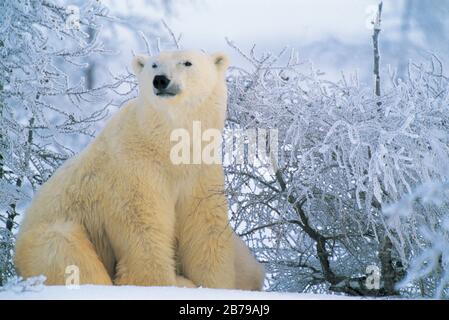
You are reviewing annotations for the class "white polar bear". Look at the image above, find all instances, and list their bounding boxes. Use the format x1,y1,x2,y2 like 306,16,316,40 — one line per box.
14,50,265,290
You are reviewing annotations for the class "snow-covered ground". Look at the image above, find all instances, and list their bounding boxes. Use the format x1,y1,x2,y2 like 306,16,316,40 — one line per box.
0,285,355,300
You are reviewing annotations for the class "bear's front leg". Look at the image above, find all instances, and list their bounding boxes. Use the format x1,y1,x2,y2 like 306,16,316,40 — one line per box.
106,186,178,287
177,165,236,289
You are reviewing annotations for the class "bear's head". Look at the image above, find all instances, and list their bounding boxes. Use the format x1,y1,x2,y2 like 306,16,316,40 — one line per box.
132,50,229,112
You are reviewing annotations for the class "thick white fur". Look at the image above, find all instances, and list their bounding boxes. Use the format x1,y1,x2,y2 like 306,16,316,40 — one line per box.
15,50,264,290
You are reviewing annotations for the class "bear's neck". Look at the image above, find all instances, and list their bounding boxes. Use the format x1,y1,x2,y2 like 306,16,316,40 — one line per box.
136,94,226,137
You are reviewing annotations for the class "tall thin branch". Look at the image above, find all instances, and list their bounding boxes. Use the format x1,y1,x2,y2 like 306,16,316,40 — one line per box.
372,2,383,102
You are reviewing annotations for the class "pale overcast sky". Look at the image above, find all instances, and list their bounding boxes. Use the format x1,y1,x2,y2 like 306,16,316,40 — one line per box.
170,0,398,51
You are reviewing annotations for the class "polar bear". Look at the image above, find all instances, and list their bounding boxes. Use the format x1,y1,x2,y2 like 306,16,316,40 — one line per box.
14,50,264,290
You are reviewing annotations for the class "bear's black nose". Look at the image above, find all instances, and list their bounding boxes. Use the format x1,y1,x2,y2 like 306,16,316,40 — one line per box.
153,75,171,90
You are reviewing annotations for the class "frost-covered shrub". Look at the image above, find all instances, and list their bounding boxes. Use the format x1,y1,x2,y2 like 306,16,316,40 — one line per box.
0,227,15,286
384,181,449,298
225,40,449,296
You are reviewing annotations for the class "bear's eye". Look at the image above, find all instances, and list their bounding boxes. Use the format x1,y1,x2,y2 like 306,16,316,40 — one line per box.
152,63,158,69
184,61,192,67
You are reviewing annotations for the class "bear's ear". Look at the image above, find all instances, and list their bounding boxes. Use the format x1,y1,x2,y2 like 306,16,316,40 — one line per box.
212,52,229,72
132,54,149,75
